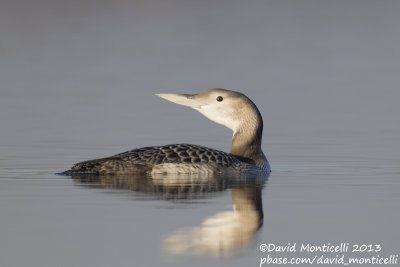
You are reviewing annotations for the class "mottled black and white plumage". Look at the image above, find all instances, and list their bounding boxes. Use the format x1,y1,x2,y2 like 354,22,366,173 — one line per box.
63,144,253,175
62,88,270,175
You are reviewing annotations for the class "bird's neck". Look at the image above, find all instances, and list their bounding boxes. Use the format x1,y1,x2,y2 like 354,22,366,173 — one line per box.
229,115,264,162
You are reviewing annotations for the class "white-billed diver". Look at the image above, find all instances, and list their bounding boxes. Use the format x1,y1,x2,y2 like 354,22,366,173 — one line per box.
62,88,270,175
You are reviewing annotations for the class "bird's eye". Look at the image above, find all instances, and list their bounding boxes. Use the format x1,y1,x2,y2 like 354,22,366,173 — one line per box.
216,96,223,102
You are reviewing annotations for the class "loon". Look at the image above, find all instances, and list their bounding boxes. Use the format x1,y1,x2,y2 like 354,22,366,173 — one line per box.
62,88,270,175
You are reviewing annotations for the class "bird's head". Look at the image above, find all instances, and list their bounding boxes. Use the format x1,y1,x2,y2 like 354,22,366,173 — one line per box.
157,88,261,133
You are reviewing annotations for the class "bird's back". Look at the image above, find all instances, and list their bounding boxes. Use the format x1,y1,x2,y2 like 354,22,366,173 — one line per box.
62,144,247,175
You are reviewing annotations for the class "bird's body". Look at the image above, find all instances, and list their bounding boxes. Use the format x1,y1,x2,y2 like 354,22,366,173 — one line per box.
62,144,266,175
62,89,270,175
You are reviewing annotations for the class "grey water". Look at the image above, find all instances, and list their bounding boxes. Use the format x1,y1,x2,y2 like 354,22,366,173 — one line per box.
1,1,400,266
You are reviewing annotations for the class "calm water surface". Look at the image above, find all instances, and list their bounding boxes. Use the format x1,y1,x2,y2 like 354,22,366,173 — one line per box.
1,121,399,267
1,1,400,266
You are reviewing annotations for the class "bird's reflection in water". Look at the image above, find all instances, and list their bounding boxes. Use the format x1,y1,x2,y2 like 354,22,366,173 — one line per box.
163,180,265,258
71,172,269,258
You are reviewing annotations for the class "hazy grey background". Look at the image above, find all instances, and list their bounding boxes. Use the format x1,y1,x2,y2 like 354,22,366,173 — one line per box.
1,0,399,266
